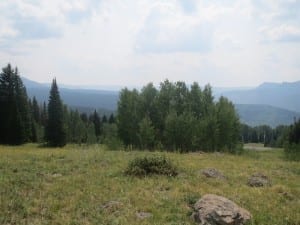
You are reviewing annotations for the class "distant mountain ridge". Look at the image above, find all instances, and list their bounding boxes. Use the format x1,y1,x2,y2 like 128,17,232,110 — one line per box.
22,77,119,112
22,77,300,126
235,104,300,127
219,80,300,112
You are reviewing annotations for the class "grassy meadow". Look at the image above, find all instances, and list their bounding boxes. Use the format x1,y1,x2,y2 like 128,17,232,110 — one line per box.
0,144,299,225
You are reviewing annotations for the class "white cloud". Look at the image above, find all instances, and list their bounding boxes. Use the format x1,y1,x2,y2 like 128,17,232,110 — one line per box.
260,25,300,42
135,3,213,53
0,0,299,87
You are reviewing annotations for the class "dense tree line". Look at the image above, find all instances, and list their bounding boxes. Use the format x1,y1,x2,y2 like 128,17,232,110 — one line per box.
1,63,296,154
240,124,289,147
117,80,241,152
0,64,116,147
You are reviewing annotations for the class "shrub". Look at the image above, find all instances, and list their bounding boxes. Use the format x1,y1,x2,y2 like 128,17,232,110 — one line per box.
125,155,178,177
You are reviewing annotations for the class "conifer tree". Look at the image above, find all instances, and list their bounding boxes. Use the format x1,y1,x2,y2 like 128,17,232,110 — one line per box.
45,79,66,147
90,110,102,141
32,96,40,123
108,113,115,124
40,102,47,126
102,115,108,123
0,64,31,144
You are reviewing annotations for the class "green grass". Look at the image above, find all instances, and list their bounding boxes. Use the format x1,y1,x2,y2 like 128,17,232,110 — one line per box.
0,144,299,225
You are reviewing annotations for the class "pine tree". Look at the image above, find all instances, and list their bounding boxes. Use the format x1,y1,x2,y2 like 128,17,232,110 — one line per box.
32,96,40,123
90,110,102,141
45,79,66,147
138,116,155,150
102,115,108,123
108,113,115,124
40,102,47,126
0,64,31,144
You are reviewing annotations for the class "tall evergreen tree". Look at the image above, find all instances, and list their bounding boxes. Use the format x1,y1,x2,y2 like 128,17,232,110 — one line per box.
108,113,115,124
32,96,40,123
0,64,31,144
90,110,102,141
40,102,48,126
102,115,108,124
45,79,66,147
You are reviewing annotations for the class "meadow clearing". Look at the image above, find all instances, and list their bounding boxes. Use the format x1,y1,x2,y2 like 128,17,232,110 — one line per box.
0,144,299,225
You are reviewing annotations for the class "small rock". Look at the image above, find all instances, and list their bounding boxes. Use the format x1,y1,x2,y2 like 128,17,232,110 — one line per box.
247,173,271,187
101,201,122,212
136,211,152,219
202,168,226,179
192,194,251,225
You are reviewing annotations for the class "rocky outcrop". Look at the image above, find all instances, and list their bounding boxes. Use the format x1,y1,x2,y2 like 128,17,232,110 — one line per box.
192,194,251,225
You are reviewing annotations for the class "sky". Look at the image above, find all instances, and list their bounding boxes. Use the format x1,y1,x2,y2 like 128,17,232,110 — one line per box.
0,0,300,88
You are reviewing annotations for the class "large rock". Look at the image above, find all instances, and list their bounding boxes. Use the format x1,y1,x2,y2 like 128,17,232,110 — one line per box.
247,173,271,187
192,194,251,225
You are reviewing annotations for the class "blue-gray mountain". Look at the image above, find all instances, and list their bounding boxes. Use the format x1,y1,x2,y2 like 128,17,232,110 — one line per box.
235,104,300,127
217,81,300,112
22,77,300,126
22,77,118,113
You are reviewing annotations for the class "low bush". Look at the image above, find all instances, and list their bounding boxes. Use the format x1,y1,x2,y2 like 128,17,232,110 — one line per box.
125,155,178,177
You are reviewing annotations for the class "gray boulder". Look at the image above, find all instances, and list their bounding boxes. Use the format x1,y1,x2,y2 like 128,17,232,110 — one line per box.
247,173,271,187
192,194,251,225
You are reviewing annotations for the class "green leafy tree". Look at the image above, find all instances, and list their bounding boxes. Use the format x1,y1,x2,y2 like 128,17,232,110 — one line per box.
188,82,203,118
45,79,67,147
102,123,123,150
117,88,140,147
172,81,189,115
164,111,197,151
67,110,86,144
138,116,156,150
216,96,240,151
116,79,241,153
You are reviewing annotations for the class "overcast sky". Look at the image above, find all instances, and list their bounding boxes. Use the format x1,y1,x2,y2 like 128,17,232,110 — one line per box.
0,0,299,87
